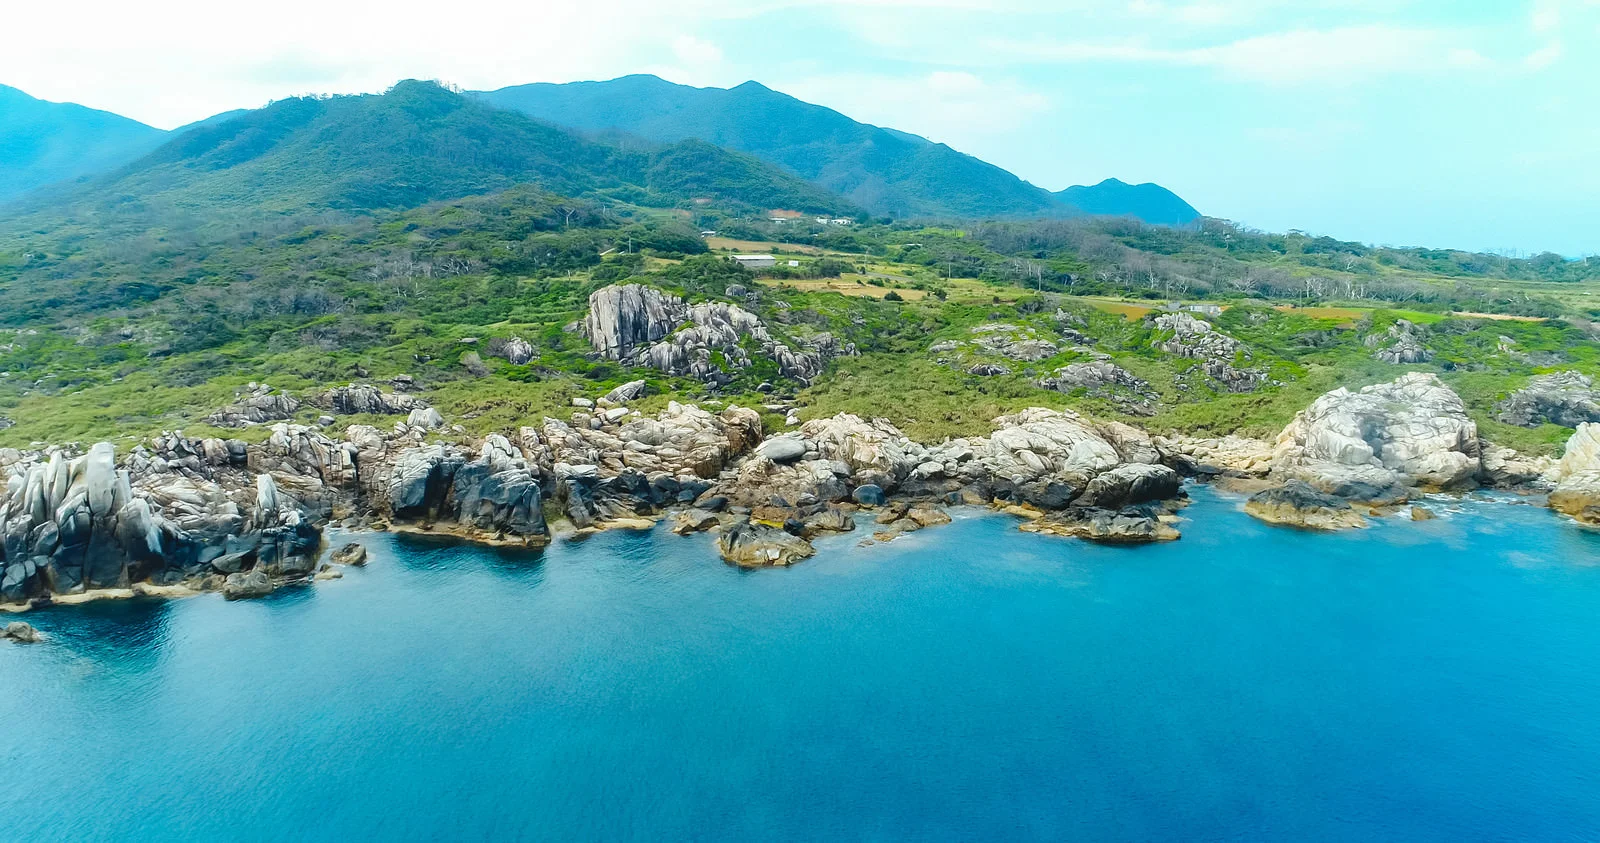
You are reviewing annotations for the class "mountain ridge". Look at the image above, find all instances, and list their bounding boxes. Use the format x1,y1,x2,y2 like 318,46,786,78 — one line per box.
15,80,854,218
0,84,170,201
477,74,1199,224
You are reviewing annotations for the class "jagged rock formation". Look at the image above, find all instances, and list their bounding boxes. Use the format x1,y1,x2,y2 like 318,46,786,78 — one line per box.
1,443,318,604
1270,372,1480,495
583,283,852,385
714,407,1185,553
1150,312,1267,393
1494,371,1600,428
205,383,300,428
1366,319,1433,364
1039,361,1157,415
315,384,430,416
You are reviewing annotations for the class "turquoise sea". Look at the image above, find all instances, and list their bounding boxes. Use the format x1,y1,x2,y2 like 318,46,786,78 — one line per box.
5,486,1600,842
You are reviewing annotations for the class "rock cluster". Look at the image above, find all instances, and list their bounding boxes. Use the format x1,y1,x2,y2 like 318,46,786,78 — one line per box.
704,407,1188,564
1,443,317,604
1150,313,1267,393
583,284,852,385
970,324,1059,361
315,384,430,416
1494,371,1600,428
1038,361,1158,415
500,337,536,365
205,383,300,428
1366,319,1433,364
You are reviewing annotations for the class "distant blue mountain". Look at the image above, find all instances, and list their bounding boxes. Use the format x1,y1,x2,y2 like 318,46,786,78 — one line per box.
478,75,1200,224
1056,179,1200,227
0,84,168,201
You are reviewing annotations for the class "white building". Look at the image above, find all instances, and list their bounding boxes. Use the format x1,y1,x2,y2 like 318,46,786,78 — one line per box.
733,255,776,269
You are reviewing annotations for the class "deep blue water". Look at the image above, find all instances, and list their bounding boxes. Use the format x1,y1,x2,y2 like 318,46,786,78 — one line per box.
6,487,1600,842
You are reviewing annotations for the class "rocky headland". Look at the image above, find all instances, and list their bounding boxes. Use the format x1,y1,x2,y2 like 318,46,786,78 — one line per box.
4,282,1593,611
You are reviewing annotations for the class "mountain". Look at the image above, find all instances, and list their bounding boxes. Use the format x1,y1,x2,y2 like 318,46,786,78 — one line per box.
0,84,169,201
1055,179,1199,227
478,75,1058,219
477,75,1200,224
34,80,852,216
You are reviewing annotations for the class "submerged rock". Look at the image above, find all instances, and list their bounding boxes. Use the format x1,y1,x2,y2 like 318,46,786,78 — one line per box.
1244,481,1368,531
1020,506,1180,543
329,543,368,566
716,520,817,568
3,621,41,643
222,569,274,600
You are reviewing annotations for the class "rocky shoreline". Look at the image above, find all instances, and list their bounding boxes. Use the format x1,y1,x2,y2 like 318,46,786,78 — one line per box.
8,286,1600,614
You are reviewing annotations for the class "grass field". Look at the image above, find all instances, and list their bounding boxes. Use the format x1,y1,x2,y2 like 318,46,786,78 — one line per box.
1077,298,1157,320
705,237,830,255
772,277,929,300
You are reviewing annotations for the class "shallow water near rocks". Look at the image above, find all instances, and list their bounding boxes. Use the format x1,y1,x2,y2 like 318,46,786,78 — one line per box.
6,486,1600,841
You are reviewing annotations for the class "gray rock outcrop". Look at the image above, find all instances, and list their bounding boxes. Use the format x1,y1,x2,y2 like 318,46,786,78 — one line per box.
1039,361,1158,415
205,383,300,428
316,384,429,416
716,520,816,567
1,442,319,604
1494,371,1600,428
1150,312,1267,393
583,284,853,385
3,621,41,643
1366,319,1433,364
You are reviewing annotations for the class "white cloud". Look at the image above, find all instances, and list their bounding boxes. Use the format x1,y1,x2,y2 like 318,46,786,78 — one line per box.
0,0,732,128
991,25,1491,85
672,35,725,66
1524,41,1564,69
1532,1,1561,33
780,71,1051,147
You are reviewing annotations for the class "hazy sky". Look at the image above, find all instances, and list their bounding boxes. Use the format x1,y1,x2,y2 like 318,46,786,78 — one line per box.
5,0,1596,254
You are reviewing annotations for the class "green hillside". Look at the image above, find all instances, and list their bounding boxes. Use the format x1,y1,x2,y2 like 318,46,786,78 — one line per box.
479,75,1137,220
41,80,848,216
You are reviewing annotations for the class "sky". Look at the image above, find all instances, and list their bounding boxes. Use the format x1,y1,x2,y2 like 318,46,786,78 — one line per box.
3,0,1597,255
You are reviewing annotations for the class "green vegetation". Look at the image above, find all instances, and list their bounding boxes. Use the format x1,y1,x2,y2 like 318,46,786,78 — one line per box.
2,78,1598,457
478,75,1198,223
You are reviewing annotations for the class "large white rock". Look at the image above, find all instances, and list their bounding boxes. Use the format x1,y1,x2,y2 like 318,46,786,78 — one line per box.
1271,373,1481,491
